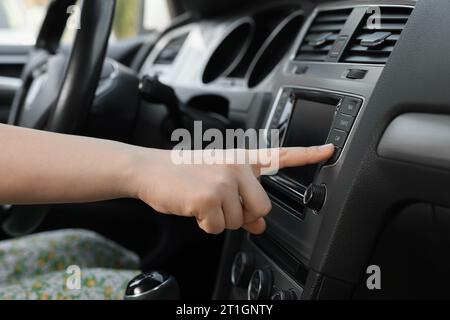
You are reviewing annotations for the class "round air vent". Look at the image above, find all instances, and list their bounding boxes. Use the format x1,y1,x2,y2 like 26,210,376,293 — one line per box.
247,11,303,88
202,18,254,84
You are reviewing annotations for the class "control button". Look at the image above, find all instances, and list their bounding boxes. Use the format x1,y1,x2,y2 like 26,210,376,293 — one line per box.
273,112,282,120
288,289,299,300
294,65,308,75
279,93,289,104
340,97,362,117
271,290,285,300
329,36,348,58
325,147,341,165
274,106,284,116
327,129,348,148
346,69,368,80
271,115,281,126
303,184,327,212
271,289,299,301
231,252,254,289
334,113,355,132
248,269,273,301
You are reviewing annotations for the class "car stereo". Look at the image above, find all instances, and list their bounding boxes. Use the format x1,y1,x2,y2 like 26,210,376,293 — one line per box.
263,88,363,217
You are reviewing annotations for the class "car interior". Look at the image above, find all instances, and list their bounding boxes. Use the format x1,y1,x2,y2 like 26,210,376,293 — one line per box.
1,0,450,300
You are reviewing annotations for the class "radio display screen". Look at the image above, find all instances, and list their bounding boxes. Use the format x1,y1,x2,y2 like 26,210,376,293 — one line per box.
280,98,337,186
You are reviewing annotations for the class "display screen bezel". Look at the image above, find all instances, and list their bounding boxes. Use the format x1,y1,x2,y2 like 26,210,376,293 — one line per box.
277,90,342,187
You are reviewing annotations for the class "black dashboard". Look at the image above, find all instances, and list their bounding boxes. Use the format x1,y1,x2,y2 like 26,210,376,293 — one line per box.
137,0,450,300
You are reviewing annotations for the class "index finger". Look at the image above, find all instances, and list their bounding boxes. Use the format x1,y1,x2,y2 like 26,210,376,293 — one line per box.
247,144,335,176
278,144,335,169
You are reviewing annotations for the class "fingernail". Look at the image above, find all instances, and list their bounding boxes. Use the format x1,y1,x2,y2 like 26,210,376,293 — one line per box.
319,143,335,150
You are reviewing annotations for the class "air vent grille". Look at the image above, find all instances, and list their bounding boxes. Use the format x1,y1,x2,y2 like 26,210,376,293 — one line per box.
295,9,352,62
154,33,189,65
341,7,413,64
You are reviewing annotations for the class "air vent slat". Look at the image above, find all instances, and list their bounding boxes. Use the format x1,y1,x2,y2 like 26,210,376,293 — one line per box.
300,44,334,53
341,6,413,64
306,33,338,42
348,45,396,53
356,34,401,42
310,23,346,32
295,8,352,62
315,14,350,23
362,23,407,31
380,13,411,20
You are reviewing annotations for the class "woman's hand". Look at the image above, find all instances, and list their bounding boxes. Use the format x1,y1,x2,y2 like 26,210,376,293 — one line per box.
130,145,335,235
0,124,334,234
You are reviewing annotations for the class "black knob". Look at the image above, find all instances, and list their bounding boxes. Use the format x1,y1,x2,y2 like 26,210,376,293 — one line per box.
124,271,180,300
248,268,273,300
231,252,254,288
303,184,327,212
271,289,299,300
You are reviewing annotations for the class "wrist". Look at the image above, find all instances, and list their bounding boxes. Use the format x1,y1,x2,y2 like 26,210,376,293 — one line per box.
117,144,143,200
121,145,167,202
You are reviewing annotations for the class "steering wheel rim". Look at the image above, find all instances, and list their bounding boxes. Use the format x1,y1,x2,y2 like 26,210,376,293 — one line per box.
3,0,116,237
9,0,116,133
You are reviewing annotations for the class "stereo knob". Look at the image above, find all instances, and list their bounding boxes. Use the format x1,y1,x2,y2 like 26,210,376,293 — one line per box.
248,268,273,300
303,184,327,212
271,289,298,300
231,251,254,288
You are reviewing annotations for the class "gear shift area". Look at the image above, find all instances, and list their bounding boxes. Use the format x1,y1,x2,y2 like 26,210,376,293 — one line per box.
124,271,180,300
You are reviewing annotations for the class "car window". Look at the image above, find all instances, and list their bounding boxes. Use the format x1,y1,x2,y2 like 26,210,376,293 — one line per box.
0,0,174,46
142,0,173,32
0,0,49,46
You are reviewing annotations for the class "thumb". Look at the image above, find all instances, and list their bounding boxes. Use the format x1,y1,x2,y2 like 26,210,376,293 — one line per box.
242,218,266,235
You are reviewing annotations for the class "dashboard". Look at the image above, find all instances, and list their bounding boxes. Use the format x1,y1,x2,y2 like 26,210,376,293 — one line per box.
137,0,450,300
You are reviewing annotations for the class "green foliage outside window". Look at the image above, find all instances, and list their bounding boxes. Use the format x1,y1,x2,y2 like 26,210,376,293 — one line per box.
112,0,141,39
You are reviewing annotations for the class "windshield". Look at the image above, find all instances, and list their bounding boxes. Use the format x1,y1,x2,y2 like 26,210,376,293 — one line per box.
0,0,175,46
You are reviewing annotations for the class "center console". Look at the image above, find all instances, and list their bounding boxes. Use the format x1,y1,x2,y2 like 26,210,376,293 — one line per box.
227,88,364,300
219,0,415,300
138,0,416,300
264,88,363,217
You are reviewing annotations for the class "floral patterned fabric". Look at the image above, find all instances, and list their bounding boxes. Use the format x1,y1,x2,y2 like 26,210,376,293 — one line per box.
0,229,141,300
0,269,139,300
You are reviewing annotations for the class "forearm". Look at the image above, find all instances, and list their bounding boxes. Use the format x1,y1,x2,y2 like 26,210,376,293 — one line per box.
0,123,334,235
0,124,139,205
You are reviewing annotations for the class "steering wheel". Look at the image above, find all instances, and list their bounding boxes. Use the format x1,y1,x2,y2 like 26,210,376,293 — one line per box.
2,0,116,236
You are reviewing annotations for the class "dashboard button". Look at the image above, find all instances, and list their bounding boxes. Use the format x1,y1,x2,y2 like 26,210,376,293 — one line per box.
271,289,299,300
329,36,348,58
294,65,308,75
340,97,362,117
303,184,327,212
327,129,348,148
248,269,273,301
274,106,284,116
271,116,281,126
346,69,368,80
334,113,355,132
325,147,341,165
231,252,254,289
